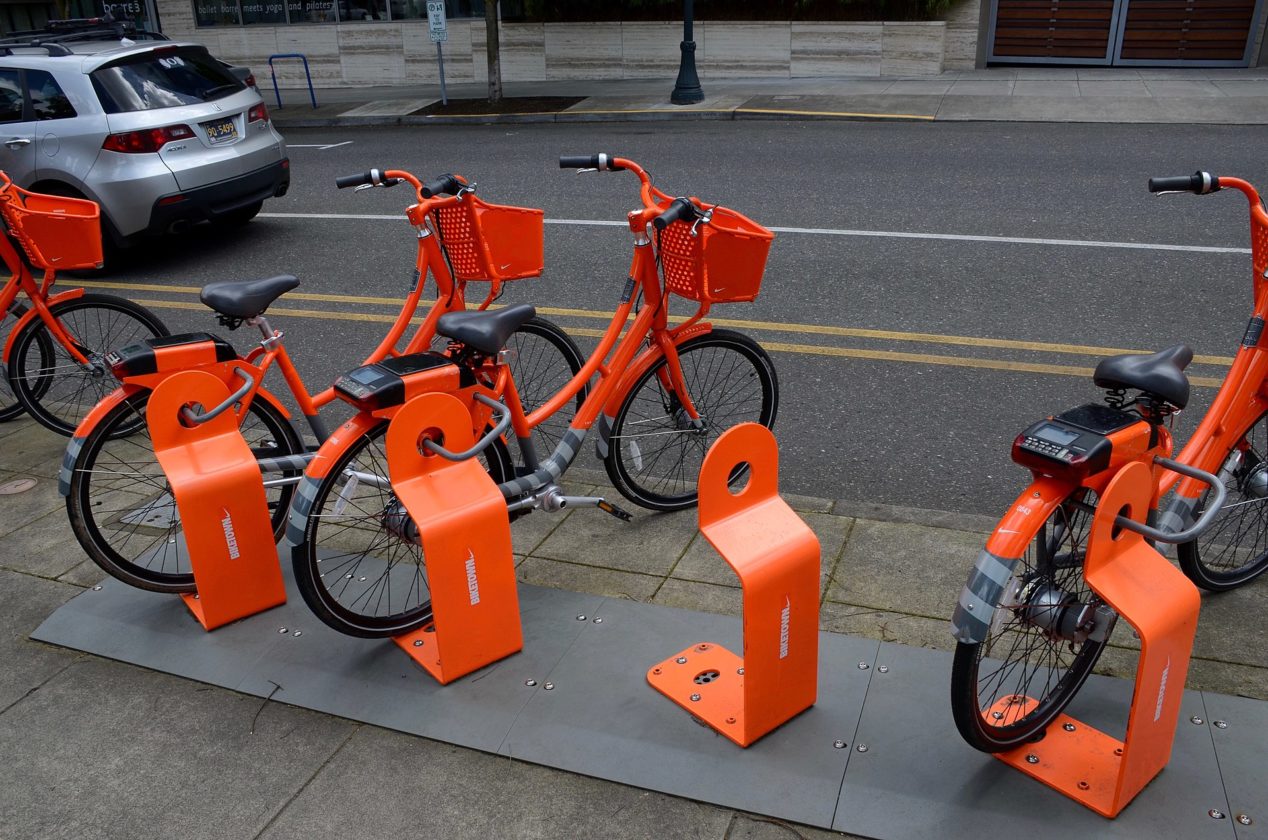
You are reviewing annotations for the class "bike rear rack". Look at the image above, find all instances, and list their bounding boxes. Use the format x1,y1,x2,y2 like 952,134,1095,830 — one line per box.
146,370,287,630
647,423,820,747
992,459,1201,817
386,392,524,684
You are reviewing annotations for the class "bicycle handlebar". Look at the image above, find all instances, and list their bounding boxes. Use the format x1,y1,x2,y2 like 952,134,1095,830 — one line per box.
559,154,625,172
335,168,401,190
419,393,512,462
1149,172,1219,195
652,196,700,231
420,173,468,198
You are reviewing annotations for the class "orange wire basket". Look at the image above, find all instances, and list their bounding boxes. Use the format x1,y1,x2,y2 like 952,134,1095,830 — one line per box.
0,184,103,271
656,204,774,304
432,194,544,283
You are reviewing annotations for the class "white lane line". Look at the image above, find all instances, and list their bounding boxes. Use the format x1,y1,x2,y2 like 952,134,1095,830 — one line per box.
259,212,1250,254
321,141,353,150
286,142,355,149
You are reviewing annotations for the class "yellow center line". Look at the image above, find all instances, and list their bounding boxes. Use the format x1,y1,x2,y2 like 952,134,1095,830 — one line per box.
89,279,1236,365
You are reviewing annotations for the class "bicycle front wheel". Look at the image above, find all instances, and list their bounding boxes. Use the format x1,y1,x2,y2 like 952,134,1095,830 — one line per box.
604,329,778,511
66,391,303,593
292,421,513,638
11,293,168,435
1178,411,1268,591
0,299,50,422
950,490,1114,753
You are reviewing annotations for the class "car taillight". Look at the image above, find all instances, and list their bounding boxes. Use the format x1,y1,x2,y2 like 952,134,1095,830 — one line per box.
245,73,257,88
247,103,269,124
102,124,196,154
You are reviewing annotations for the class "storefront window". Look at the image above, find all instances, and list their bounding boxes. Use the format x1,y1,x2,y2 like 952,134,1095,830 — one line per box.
337,0,385,21
240,0,287,23
194,0,242,25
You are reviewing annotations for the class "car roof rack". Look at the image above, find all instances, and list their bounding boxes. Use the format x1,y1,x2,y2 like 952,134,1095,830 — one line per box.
0,15,169,48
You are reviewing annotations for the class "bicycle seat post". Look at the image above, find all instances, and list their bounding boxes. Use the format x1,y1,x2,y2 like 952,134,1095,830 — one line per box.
247,314,284,351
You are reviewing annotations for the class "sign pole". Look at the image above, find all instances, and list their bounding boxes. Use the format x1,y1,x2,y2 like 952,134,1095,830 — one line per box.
427,0,449,105
436,42,448,105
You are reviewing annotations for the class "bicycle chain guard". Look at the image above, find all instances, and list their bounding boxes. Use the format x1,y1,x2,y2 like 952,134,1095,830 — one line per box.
146,370,286,630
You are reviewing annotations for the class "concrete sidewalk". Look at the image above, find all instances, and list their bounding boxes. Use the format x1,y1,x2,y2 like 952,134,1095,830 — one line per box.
263,66,1268,127
1,409,1265,838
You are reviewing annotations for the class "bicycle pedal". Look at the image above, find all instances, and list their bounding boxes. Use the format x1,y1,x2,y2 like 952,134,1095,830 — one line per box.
596,499,633,522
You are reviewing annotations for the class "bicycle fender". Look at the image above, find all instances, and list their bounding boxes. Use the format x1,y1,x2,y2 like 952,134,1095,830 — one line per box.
2,287,84,363
950,549,1020,644
594,322,714,459
285,411,383,548
949,475,1073,644
59,384,140,496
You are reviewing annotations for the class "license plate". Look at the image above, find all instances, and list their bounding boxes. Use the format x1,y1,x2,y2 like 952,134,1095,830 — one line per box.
203,117,238,144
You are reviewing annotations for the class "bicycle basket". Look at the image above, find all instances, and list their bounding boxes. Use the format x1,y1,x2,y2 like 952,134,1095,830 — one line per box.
656,204,774,303
432,194,544,283
0,185,103,270
1252,201,1268,284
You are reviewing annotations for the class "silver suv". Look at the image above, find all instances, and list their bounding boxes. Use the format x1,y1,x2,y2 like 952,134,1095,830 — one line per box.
0,25,288,254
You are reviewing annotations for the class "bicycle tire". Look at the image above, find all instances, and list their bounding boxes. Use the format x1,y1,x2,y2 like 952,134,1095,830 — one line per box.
292,420,513,638
1177,410,1268,591
950,489,1114,752
0,299,51,422
66,391,303,593
604,329,778,511
504,315,587,462
10,293,168,436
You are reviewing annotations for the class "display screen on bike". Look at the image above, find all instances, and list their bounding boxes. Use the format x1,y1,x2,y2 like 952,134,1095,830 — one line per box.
1032,423,1079,446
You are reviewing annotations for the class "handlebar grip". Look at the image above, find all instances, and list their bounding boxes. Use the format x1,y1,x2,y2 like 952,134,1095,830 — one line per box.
559,154,624,171
421,173,467,198
335,171,375,189
652,197,698,231
1148,171,1219,195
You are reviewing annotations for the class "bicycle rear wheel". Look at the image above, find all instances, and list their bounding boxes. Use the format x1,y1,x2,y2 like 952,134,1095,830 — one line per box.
10,293,168,435
292,420,513,638
1178,411,1268,591
950,489,1115,753
0,299,51,422
66,391,303,593
604,329,778,511
504,316,587,460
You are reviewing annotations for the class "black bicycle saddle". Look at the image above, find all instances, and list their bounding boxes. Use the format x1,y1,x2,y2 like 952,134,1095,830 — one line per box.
1092,343,1193,409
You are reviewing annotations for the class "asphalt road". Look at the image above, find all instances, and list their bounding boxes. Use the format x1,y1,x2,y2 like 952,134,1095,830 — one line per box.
94,120,1268,517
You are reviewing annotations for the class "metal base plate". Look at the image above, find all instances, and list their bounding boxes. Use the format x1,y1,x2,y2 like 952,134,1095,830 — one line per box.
32,565,1267,837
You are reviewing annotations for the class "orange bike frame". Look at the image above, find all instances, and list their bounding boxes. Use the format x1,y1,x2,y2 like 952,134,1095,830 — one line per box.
0,227,93,366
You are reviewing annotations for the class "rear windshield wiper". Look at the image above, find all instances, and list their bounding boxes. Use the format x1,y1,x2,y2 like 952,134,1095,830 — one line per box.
200,84,240,100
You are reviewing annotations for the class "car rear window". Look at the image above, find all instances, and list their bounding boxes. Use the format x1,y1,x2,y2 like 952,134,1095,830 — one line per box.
90,47,245,113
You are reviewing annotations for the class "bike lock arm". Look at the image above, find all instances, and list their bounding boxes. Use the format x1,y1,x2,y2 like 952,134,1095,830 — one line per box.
1108,456,1228,544
420,393,512,462
180,368,256,425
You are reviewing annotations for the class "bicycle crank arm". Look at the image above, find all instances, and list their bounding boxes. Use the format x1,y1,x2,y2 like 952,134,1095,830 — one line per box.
505,485,633,521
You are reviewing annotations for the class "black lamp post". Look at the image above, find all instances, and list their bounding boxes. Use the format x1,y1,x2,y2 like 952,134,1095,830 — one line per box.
670,0,703,105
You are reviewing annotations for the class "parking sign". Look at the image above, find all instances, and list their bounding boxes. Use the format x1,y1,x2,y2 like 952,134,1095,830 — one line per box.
427,1,447,42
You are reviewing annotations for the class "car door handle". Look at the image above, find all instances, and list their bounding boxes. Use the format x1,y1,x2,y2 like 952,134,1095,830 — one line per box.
4,138,31,148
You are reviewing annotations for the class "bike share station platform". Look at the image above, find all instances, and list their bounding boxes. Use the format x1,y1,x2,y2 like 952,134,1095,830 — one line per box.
33,425,1268,838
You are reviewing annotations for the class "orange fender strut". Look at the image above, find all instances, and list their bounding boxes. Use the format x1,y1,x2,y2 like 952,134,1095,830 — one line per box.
146,370,286,630
647,423,820,747
387,392,523,685
994,459,1201,818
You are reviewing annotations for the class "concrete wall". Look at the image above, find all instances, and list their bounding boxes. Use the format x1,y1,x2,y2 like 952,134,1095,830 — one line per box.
158,2,985,87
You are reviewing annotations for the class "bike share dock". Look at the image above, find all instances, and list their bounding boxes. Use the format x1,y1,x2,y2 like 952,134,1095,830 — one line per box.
32,552,1266,838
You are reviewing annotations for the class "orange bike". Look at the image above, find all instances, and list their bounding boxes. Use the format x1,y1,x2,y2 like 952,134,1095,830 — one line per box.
287,154,779,637
61,168,583,592
948,170,1267,752
0,173,168,434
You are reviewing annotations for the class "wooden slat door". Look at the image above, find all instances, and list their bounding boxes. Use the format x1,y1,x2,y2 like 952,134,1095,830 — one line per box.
991,0,1118,61
989,0,1263,64
1118,0,1257,61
